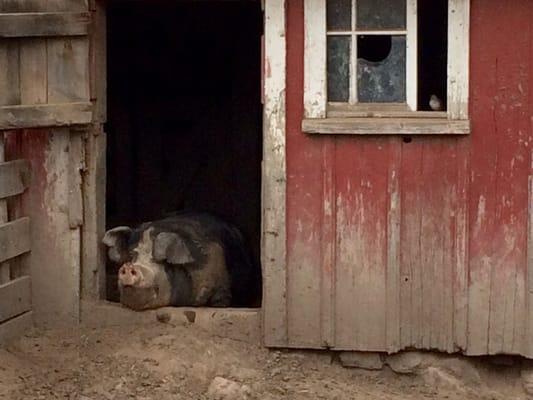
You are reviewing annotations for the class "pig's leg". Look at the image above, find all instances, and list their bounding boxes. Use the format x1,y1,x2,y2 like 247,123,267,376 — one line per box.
189,242,231,306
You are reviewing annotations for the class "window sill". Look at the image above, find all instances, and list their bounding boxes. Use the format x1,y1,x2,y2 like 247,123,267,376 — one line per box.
302,117,471,135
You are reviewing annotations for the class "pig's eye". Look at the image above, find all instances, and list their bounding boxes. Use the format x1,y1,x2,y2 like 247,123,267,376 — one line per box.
131,269,137,276
120,269,125,275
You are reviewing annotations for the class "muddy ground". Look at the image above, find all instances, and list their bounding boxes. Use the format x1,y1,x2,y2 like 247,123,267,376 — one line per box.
0,317,528,400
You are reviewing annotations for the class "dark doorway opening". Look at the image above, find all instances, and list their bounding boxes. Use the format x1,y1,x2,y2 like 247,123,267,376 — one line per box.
106,0,263,306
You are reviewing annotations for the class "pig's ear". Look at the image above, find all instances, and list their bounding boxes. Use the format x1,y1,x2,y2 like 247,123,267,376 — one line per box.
102,226,132,263
153,232,194,265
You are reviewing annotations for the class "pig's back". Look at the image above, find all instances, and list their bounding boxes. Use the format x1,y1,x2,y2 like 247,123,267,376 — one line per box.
154,212,256,306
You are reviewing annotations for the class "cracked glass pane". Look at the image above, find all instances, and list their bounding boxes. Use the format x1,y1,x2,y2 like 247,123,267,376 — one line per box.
327,35,351,102
357,35,406,102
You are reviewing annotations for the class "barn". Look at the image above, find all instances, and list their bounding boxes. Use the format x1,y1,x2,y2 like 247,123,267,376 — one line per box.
0,0,532,360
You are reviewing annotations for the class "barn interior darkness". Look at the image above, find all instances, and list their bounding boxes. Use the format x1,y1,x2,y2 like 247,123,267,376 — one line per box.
418,0,448,111
106,1,263,305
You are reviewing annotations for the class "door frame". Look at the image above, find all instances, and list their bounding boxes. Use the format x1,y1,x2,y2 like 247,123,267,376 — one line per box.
81,0,288,333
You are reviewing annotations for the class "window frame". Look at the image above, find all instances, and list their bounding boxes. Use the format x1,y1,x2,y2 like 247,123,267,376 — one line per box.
303,0,471,135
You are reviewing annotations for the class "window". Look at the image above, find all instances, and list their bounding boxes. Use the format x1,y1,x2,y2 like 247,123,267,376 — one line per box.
303,0,470,135
326,0,416,108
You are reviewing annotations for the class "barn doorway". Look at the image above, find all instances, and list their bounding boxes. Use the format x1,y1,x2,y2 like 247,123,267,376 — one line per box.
105,1,264,306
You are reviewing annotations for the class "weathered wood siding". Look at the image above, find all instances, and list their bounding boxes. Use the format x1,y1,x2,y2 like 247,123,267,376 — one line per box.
0,134,32,343
271,0,533,357
1,0,92,326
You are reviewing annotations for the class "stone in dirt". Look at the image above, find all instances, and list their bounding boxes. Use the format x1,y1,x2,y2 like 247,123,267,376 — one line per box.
156,311,171,324
339,352,384,370
385,352,423,374
207,377,253,400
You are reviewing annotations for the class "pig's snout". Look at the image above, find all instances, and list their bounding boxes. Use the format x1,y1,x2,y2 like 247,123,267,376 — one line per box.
118,263,143,287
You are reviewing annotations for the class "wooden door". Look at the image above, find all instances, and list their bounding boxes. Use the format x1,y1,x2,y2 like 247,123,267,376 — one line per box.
0,0,98,330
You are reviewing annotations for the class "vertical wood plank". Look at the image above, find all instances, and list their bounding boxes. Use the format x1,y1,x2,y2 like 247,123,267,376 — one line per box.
335,137,389,351
400,139,458,352
47,0,90,105
23,129,80,326
81,125,106,300
286,0,324,348
527,175,533,357
453,138,469,352
321,141,336,348
399,142,422,349
447,0,470,119
20,39,47,105
262,0,287,347
527,6,533,357
45,0,87,323
467,1,531,356
0,40,21,106
89,0,107,123
47,37,90,103
68,129,84,229
386,138,401,352
303,0,326,118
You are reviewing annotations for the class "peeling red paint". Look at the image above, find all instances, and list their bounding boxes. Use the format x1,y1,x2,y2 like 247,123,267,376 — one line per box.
284,0,533,356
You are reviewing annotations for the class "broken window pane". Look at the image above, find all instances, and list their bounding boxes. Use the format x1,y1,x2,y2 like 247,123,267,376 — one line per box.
357,35,406,103
356,0,406,30
327,0,352,31
327,35,350,102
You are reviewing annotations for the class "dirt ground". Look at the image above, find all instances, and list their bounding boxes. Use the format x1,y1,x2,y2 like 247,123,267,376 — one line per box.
0,319,527,400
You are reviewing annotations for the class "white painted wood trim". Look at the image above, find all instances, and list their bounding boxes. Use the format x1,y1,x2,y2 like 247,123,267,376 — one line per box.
304,0,327,118
262,0,288,347
406,0,418,111
350,0,357,104
447,0,470,120
306,0,470,123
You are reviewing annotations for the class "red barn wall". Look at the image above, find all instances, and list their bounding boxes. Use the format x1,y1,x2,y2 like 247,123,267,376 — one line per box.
285,0,533,356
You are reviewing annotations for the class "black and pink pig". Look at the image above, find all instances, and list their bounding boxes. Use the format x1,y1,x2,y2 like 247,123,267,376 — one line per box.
102,212,256,310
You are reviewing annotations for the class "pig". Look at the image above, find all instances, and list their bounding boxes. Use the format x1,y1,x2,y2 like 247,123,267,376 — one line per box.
102,211,256,310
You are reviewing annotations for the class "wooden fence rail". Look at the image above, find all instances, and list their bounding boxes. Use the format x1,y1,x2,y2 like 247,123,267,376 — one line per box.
0,135,32,344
